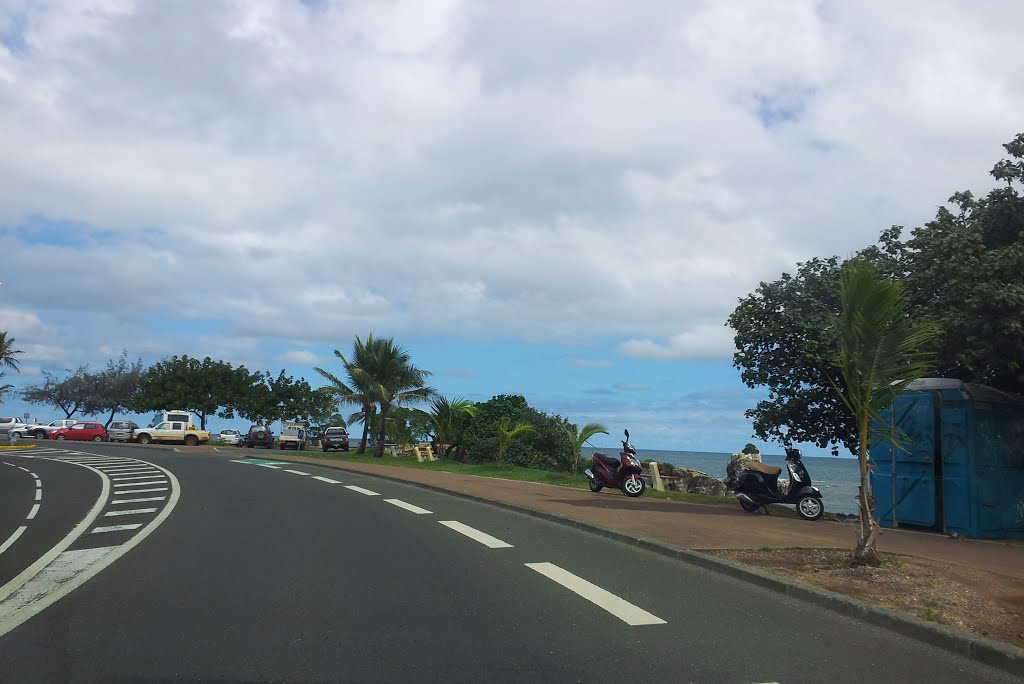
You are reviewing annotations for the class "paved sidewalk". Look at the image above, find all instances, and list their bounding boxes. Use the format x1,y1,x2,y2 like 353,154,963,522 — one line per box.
281,454,1024,580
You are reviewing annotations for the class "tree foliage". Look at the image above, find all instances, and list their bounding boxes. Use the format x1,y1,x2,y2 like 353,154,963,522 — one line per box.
131,355,255,429
0,331,22,402
729,133,1024,452
462,395,575,470
415,396,478,459
315,336,379,454
563,421,609,473
82,351,146,427
22,367,92,419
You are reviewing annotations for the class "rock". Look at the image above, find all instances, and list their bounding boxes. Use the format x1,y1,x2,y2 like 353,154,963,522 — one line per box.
666,468,729,497
725,452,762,490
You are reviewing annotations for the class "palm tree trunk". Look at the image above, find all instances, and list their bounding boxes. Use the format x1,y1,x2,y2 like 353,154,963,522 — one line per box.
358,404,370,453
375,403,390,458
854,414,881,565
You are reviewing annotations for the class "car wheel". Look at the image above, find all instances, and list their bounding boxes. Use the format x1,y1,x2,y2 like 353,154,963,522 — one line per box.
92,435,104,442
34,430,47,440
184,435,199,447
56,434,66,441
137,434,151,445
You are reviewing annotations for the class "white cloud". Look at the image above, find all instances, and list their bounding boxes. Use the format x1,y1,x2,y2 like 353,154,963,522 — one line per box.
0,0,1022,367
572,359,612,368
279,349,318,364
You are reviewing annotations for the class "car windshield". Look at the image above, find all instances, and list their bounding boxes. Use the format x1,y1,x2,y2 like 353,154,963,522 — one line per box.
325,428,346,436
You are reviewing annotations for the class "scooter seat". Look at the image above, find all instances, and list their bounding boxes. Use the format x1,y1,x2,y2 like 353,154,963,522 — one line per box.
595,453,621,469
744,462,782,476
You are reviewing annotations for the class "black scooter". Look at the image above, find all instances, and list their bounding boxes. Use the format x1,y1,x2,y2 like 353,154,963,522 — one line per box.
735,447,824,520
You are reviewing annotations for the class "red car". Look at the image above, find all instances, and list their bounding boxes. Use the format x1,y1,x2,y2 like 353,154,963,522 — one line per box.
50,421,108,442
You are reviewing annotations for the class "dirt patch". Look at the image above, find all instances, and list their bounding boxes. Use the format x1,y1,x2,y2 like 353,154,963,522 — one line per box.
706,548,1024,650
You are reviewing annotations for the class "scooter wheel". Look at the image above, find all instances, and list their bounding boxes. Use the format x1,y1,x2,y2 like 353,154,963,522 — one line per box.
739,499,759,513
623,475,645,497
796,495,824,521
588,478,603,493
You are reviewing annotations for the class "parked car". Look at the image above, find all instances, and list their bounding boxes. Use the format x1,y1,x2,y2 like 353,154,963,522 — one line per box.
108,420,140,443
321,426,350,452
278,424,307,450
1,416,34,439
218,429,241,446
25,419,77,439
50,422,108,442
243,425,275,449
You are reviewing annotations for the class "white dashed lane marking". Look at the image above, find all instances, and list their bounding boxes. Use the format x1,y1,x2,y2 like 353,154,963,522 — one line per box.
282,469,310,476
311,476,342,484
27,504,40,520
525,563,667,626
385,499,432,515
344,485,380,496
256,464,281,469
438,521,513,549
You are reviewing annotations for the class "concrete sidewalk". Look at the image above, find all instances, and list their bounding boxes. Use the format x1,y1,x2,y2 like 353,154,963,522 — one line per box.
281,454,1024,581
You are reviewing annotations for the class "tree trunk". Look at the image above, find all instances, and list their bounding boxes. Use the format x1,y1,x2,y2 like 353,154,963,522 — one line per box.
853,414,881,566
374,404,390,457
358,405,370,454
106,408,116,429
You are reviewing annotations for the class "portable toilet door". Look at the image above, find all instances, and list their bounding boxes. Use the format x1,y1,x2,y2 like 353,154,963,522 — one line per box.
871,390,943,530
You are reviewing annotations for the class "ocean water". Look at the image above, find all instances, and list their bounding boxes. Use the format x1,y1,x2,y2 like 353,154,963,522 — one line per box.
625,448,861,515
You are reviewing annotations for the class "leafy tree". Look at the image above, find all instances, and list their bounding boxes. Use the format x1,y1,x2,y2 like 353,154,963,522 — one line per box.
728,133,1024,452
132,355,256,429
351,336,433,458
741,443,759,455
315,336,379,454
416,396,478,459
833,263,935,565
562,421,609,473
728,256,858,454
496,417,533,467
22,367,92,419
82,352,146,427
462,395,575,469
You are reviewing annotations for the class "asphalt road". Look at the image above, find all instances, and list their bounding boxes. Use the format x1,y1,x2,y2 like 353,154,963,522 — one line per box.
0,443,1017,683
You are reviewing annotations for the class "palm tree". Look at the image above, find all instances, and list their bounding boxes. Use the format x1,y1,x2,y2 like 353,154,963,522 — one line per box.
355,336,433,458
0,332,22,372
417,396,478,458
0,332,22,403
496,417,533,467
563,421,609,473
315,335,377,453
833,262,935,566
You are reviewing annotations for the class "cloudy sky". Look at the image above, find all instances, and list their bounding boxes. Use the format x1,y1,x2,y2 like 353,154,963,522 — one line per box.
1,0,1022,453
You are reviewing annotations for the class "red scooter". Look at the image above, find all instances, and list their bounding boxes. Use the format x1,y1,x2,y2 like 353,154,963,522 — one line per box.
585,429,646,497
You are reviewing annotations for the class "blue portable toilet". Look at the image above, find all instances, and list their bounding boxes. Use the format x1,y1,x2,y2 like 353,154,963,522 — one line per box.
871,378,1024,539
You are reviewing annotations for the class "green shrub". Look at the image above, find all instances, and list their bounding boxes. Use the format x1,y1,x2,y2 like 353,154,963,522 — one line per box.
462,394,574,469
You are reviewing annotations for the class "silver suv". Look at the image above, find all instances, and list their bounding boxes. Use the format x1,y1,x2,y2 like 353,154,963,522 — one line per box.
108,420,139,442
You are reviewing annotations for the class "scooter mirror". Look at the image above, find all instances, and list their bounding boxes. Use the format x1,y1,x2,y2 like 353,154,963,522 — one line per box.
624,429,629,440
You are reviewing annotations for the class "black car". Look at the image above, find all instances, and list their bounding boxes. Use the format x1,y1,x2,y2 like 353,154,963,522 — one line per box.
244,425,275,449
321,426,349,452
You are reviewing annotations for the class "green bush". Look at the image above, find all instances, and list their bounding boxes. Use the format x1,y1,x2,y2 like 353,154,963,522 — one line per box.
462,394,575,470
741,443,760,455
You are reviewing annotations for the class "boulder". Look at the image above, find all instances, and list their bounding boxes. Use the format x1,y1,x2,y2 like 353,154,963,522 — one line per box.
725,452,762,490
666,468,729,497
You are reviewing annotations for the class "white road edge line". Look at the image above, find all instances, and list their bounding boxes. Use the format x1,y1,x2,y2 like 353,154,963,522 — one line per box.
438,521,513,548
384,499,432,515
26,503,40,520
0,461,181,638
0,527,27,554
344,485,380,496
282,469,310,476
311,476,341,484
524,562,667,626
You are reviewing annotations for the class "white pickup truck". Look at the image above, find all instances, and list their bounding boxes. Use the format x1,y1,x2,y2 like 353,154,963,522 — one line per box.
133,421,212,446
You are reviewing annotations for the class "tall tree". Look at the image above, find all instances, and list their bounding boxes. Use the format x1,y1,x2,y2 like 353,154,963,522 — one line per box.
562,421,609,473
82,352,146,427
131,355,254,429
315,336,378,454
22,367,92,419
351,336,433,458
833,263,935,565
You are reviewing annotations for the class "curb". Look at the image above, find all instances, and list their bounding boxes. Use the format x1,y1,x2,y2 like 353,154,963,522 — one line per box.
271,454,1024,677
